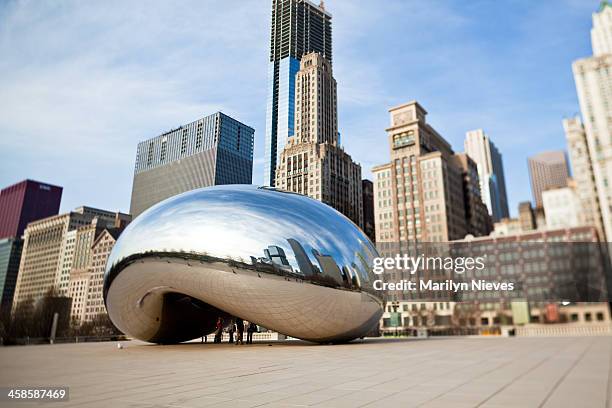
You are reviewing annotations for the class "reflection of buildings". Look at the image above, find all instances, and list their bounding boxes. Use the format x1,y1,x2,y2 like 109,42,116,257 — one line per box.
274,52,363,227
12,207,130,312
312,249,343,284
251,245,295,275
570,3,612,242
287,238,315,276
264,0,332,187
464,130,509,222
103,185,383,343
372,101,491,243
264,245,291,269
130,112,254,217
258,238,358,287
527,150,570,208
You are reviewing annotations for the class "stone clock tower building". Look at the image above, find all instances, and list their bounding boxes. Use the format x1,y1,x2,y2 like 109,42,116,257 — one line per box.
275,52,363,228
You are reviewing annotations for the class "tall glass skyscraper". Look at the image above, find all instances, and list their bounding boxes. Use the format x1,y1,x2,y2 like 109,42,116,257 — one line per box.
264,0,332,186
130,112,254,217
464,129,510,222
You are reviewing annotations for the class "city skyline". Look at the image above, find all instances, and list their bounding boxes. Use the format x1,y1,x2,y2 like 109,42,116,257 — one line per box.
0,0,601,217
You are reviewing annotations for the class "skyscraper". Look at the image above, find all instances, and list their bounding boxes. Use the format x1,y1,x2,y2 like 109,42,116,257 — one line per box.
0,237,23,314
452,153,493,237
527,151,570,208
362,180,376,242
70,223,127,325
571,2,612,241
592,0,612,55
0,179,62,240
83,228,124,323
564,116,605,240
264,0,332,186
274,53,363,227
130,112,254,217
372,101,491,243
464,129,509,222
66,218,114,323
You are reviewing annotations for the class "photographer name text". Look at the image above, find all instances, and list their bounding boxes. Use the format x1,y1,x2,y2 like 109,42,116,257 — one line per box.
371,254,514,292
373,279,514,292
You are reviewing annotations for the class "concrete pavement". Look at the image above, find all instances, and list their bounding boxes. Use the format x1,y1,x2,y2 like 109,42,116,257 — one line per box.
0,336,610,407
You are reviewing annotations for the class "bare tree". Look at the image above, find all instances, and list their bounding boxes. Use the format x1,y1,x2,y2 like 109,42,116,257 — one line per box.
452,303,481,327
77,313,121,337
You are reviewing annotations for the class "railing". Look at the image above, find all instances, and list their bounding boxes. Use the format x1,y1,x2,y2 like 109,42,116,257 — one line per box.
381,324,612,338
381,327,489,337
1,334,128,346
195,332,287,342
515,324,612,337
3,332,293,346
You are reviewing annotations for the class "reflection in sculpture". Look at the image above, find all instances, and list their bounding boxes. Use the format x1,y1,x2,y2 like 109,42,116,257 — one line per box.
103,185,384,343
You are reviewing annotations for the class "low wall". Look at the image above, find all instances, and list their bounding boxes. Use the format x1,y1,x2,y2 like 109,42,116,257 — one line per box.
514,324,612,337
200,332,287,342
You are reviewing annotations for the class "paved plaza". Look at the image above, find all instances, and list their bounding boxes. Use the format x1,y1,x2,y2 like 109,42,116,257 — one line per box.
0,336,611,407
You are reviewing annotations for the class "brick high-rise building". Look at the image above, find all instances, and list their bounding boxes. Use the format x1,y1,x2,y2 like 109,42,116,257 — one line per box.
66,218,118,323
527,151,570,208
518,201,536,232
84,228,123,323
275,52,363,227
0,180,62,240
361,179,376,242
12,207,130,310
564,116,605,239
452,153,493,237
380,225,608,333
571,2,612,241
69,224,126,325
592,0,612,56
372,101,491,243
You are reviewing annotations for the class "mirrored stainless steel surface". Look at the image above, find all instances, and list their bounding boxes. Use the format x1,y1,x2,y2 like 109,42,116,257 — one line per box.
103,185,384,343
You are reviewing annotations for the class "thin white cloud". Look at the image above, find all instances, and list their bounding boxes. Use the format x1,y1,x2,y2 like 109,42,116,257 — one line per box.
0,0,597,218
0,0,269,212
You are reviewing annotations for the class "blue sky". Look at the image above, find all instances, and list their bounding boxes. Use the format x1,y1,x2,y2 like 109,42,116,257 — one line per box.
0,0,599,217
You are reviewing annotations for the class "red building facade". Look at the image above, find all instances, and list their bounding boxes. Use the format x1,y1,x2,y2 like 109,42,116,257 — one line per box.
0,180,63,239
